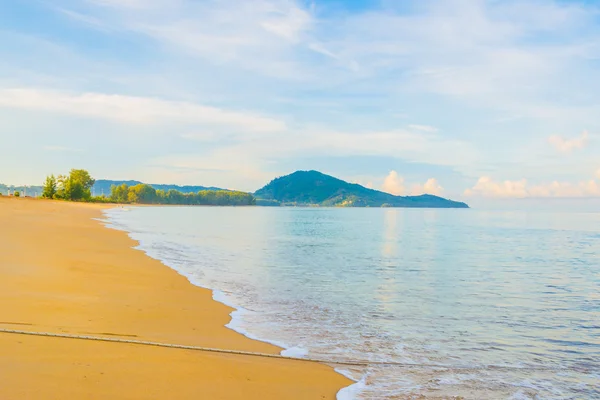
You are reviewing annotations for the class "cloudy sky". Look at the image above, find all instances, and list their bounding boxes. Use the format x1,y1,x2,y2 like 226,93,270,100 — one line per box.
1,0,600,201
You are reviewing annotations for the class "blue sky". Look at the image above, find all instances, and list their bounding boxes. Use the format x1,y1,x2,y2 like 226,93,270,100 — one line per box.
1,0,600,201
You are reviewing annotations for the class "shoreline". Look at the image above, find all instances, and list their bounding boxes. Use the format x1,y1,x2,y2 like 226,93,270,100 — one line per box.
0,197,352,399
102,207,364,398
102,207,309,355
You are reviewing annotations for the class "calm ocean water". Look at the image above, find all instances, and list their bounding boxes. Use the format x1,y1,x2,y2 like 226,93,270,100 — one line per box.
104,207,599,399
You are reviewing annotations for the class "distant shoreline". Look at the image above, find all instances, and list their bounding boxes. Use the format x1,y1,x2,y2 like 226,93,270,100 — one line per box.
6,196,470,208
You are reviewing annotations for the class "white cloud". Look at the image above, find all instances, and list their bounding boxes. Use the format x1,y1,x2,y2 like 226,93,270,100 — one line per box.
4,0,600,191
87,0,156,9
351,178,374,189
597,168,600,180
382,171,405,195
408,124,438,133
464,176,529,198
548,130,589,152
57,9,109,31
77,0,317,79
174,127,478,169
292,128,478,167
66,0,600,96
148,147,273,190
465,176,600,198
379,173,444,196
260,4,312,42
180,132,220,142
0,88,285,132
46,0,600,116
411,178,444,196
127,126,476,190
530,180,600,197
44,145,82,152
52,0,600,129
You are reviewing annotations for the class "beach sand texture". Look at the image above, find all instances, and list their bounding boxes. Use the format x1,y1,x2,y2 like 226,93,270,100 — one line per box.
0,197,351,399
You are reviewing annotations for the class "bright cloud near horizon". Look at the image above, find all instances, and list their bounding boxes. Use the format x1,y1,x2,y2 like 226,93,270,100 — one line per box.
1,0,600,201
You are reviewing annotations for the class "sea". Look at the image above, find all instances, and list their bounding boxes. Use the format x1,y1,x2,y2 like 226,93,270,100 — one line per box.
103,207,599,399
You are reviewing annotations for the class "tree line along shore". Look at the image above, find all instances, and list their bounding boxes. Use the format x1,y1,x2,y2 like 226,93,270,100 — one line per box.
2,169,468,208
25,169,256,206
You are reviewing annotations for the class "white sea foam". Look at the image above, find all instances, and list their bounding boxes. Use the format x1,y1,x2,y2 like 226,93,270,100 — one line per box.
100,206,600,400
335,369,367,400
281,346,309,358
101,208,359,398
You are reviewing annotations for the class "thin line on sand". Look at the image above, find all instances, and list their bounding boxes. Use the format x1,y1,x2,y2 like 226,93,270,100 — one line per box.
0,198,352,399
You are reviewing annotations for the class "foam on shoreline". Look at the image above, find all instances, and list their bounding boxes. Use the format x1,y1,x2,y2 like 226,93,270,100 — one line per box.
102,207,362,399
335,369,366,400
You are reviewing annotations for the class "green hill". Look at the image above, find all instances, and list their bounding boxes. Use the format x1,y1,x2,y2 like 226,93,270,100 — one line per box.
254,170,469,208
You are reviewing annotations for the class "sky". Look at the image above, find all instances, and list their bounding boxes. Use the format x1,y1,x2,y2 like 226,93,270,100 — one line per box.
1,0,600,203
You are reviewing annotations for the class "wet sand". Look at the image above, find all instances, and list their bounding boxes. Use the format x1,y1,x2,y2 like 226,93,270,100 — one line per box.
0,197,351,399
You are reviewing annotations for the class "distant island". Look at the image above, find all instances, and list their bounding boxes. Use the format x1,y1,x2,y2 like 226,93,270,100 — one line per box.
3,169,469,208
254,170,469,208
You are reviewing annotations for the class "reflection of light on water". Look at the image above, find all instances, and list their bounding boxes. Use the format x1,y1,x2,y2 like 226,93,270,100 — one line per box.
375,209,401,312
108,207,600,400
381,208,399,258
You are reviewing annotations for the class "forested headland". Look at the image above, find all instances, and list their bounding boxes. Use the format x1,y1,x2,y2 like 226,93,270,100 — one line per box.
40,169,255,206
254,170,469,208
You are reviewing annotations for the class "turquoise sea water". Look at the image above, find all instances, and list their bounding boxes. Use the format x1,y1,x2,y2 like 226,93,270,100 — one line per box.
104,207,599,399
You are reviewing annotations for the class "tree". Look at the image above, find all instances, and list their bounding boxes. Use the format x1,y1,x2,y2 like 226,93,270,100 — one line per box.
106,183,255,205
155,189,166,201
166,189,184,204
42,175,57,199
66,178,86,201
14,191,20,197
54,169,95,201
69,169,95,191
68,169,95,200
54,175,68,200
110,184,130,203
127,184,157,204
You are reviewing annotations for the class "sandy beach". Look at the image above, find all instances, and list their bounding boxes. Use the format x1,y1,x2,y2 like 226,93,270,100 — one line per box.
0,197,351,399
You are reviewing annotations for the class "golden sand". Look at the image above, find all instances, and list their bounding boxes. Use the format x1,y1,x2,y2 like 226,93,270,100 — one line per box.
0,197,351,399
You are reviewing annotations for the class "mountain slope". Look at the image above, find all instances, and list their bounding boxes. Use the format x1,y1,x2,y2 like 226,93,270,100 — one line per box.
254,171,469,208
